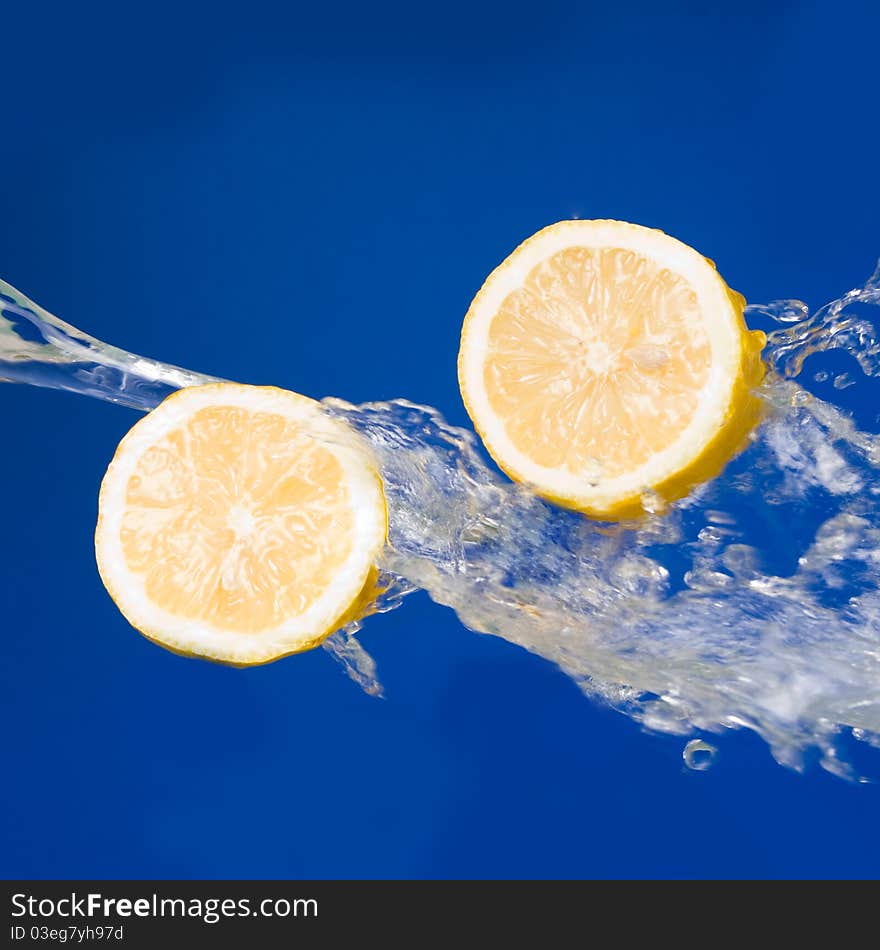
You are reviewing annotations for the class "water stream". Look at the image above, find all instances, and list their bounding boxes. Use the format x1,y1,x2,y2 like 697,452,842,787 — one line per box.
3,265,879,776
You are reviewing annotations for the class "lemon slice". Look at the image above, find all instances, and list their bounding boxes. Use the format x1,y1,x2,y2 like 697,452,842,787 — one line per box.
95,383,387,665
458,220,766,519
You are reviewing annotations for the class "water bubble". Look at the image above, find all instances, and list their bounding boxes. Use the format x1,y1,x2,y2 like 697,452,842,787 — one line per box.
683,739,718,771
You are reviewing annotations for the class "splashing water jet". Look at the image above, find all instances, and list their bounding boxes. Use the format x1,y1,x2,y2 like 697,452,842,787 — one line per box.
2,264,880,777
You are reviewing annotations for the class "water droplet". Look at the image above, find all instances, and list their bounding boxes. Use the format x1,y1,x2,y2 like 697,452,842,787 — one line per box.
629,343,670,371
683,739,718,771
852,728,880,749
640,489,666,515
706,509,737,527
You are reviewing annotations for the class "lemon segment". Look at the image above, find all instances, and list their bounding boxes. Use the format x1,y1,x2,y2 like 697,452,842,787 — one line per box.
95,383,387,665
458,220,766,519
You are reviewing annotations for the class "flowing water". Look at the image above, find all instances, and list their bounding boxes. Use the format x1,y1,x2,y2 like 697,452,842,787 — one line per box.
2,265,880,777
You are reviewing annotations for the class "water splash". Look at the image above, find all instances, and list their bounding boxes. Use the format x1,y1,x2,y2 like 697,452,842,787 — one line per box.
2,265,880,777
758,260,880,380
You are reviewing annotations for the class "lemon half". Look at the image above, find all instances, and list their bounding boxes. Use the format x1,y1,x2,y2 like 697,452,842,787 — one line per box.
95,383,387,665
458,220,766,518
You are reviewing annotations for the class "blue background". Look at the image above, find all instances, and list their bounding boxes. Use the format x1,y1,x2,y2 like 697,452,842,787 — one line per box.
2,1,879,879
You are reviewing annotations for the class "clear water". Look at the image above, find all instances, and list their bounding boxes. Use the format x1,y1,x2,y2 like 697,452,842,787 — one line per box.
2,265,880,777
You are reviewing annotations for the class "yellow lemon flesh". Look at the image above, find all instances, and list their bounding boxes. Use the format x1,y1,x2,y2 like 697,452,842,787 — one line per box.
95,383,387,665
458,220,766,519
